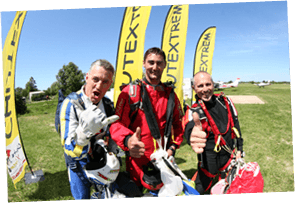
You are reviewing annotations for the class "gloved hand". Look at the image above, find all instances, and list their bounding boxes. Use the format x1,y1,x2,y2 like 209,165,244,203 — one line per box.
71,99,119,146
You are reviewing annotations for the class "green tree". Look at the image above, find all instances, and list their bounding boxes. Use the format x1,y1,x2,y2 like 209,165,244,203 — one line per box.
56,62,85,96
25,77,38,93
44,81,59,96
15,87,27,114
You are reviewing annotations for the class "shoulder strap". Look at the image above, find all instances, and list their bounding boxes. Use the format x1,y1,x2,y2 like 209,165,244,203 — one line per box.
190,103,207,121
197,95,234,153
127,79,142,124
162,81,175,139
141,83,161,140
141,83,175,141
164,87,175,139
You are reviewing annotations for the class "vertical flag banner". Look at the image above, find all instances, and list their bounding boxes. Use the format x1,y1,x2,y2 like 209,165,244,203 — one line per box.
161,5,189,110
3,11,28,187
192,26,216,104
193,26,216,75
113,6,152,105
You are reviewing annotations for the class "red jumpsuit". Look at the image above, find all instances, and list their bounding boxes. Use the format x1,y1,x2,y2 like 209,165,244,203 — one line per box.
110,79,184,186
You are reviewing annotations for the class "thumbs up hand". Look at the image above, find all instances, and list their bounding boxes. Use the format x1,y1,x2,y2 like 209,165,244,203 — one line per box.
127,127,145,158
190,112,207,154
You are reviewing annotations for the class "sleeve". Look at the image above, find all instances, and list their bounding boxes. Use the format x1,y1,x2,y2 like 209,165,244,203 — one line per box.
60,98,89,160
109,87,135,151
169,92,184,149
228,97,243,152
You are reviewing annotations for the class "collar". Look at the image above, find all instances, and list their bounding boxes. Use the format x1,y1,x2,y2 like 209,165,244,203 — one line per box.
195,94,216,108
142,77,165,91
204,94,216,107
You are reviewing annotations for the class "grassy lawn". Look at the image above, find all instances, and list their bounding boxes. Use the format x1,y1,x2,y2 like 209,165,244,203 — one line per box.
6,83,294,201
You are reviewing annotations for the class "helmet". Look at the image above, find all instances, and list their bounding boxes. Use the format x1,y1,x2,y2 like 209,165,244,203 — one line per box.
84,140,120,185
140,162,163,190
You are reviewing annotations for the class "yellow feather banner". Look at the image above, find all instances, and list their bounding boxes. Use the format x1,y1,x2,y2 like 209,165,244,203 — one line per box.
3,11,28,188
192,26,216,104
193,26,216,76
113,6,151,106
161,5,189,110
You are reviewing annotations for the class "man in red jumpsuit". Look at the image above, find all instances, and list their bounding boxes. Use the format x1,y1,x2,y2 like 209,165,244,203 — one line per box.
110,47,184,191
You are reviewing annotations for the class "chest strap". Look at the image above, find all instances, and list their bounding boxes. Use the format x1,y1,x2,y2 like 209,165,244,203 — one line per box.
197,96,236,153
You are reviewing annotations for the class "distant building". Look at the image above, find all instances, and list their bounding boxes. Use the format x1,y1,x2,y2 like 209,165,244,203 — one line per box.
29,91,44,102
183,78,193,99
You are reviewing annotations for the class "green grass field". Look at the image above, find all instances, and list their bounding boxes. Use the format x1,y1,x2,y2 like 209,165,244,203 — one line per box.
7,83,294,201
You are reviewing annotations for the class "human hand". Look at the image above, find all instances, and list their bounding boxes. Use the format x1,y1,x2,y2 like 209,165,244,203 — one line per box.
236,151,242,160
127,127,145,158
72,100,119,146
190,112,207,154
167,146,175,157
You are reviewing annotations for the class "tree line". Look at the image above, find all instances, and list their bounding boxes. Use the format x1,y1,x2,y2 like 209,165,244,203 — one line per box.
15,62,86,114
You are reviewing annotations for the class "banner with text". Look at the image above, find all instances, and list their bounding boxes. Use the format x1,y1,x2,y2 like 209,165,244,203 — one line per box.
3,11,28,187
193,26,216,75
161,5,189,110
113,6,151,105
192,26,216,104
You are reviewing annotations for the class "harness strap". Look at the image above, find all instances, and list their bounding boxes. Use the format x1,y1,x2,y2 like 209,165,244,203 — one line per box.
198,96,235,153
64,153,90,187
190,105,211,138
141,79,175,150
141,83,161,140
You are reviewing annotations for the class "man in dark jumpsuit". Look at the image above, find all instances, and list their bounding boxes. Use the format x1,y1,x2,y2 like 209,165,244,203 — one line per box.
184,71,243,194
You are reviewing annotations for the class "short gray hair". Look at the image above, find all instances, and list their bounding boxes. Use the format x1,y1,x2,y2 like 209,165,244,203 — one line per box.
89,59,115,75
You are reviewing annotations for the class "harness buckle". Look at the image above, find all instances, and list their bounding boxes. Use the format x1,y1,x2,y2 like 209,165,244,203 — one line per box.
214,135,222,153
68,162,79,172
232,127,240,138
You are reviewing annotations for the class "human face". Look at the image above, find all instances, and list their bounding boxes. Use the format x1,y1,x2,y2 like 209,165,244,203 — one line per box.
85,66,113,104
143,53,166,85
193,72,214,102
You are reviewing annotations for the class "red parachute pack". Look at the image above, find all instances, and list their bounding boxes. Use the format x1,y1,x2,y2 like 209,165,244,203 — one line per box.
211,161,264,195
226,162,264,194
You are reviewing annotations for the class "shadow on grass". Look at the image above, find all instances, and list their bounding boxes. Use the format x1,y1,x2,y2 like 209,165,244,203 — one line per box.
27,170,73,201
182,168,198,180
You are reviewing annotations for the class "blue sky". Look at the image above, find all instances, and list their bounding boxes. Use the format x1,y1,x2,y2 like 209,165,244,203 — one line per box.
0,0,291,91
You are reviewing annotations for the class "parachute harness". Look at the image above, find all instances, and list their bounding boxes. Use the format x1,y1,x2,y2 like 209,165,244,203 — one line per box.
197,94,240,156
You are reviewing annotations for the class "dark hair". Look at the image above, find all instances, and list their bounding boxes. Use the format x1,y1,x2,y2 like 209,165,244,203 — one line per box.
144,47,166,62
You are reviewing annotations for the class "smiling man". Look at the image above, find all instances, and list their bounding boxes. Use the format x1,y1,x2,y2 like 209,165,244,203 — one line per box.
183,71,243,194
60,59,120,199
110,47,184,194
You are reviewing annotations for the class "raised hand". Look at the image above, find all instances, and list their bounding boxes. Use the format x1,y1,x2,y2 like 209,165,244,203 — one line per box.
127,127,145,158
190,112,207,154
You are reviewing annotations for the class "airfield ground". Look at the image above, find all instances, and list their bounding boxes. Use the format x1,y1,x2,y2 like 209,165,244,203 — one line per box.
228,95,265,104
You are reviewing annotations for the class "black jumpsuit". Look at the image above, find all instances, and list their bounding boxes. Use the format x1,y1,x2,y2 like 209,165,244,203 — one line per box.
184,94,243,194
